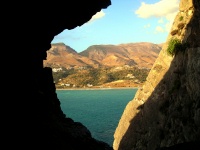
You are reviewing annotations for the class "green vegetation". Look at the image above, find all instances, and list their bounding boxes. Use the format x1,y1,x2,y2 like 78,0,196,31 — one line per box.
53,68,75,83
179,16,184,21
53,66,150,88
166,38,188,56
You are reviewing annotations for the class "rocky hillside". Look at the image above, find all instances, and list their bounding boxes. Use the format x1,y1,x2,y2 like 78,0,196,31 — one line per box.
44,42,162,69
113,0,200,149
44,43,98,68
80,42,162,68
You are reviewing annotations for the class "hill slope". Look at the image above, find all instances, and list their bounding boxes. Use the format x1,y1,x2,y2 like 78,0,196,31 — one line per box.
44,43,99,68
44,42,162,69
80,42,161,68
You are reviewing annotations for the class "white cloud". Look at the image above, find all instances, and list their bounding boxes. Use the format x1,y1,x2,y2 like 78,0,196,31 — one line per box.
135,0,180,32
88,10,105,23
135,0,179,18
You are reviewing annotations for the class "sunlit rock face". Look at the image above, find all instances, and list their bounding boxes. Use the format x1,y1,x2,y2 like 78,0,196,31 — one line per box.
113,0,200,149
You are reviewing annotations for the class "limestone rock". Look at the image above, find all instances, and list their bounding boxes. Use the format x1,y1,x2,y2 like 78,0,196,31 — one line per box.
113,0,200,149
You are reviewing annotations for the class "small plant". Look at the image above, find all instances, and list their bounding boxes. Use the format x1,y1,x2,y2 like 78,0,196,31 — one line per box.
166,38,189,56
166,38,182,56
179,16,184,21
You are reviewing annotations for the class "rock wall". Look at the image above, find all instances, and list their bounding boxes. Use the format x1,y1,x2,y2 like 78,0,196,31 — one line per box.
113,0,200,149
3,1,112,150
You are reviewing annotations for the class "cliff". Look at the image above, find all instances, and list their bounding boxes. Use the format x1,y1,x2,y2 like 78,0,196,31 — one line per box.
113,0,200,149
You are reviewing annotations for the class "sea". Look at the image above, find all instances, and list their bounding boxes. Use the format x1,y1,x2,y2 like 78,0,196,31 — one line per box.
56,88,138,147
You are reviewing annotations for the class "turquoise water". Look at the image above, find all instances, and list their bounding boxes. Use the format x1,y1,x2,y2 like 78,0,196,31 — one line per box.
56,88,137,146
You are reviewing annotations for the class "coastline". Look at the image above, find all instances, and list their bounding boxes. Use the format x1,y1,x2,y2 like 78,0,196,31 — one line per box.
56,87,139,90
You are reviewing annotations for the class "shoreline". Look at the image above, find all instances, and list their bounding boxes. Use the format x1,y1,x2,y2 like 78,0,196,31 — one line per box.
56,87,139,90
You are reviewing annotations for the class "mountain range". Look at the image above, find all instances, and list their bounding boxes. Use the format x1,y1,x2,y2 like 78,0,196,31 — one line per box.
44,42,163,69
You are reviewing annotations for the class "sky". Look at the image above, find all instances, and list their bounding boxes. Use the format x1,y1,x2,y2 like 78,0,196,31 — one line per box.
51,0,180,52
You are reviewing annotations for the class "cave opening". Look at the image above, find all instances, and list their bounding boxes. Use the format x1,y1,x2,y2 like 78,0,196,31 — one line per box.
44,0,180,147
